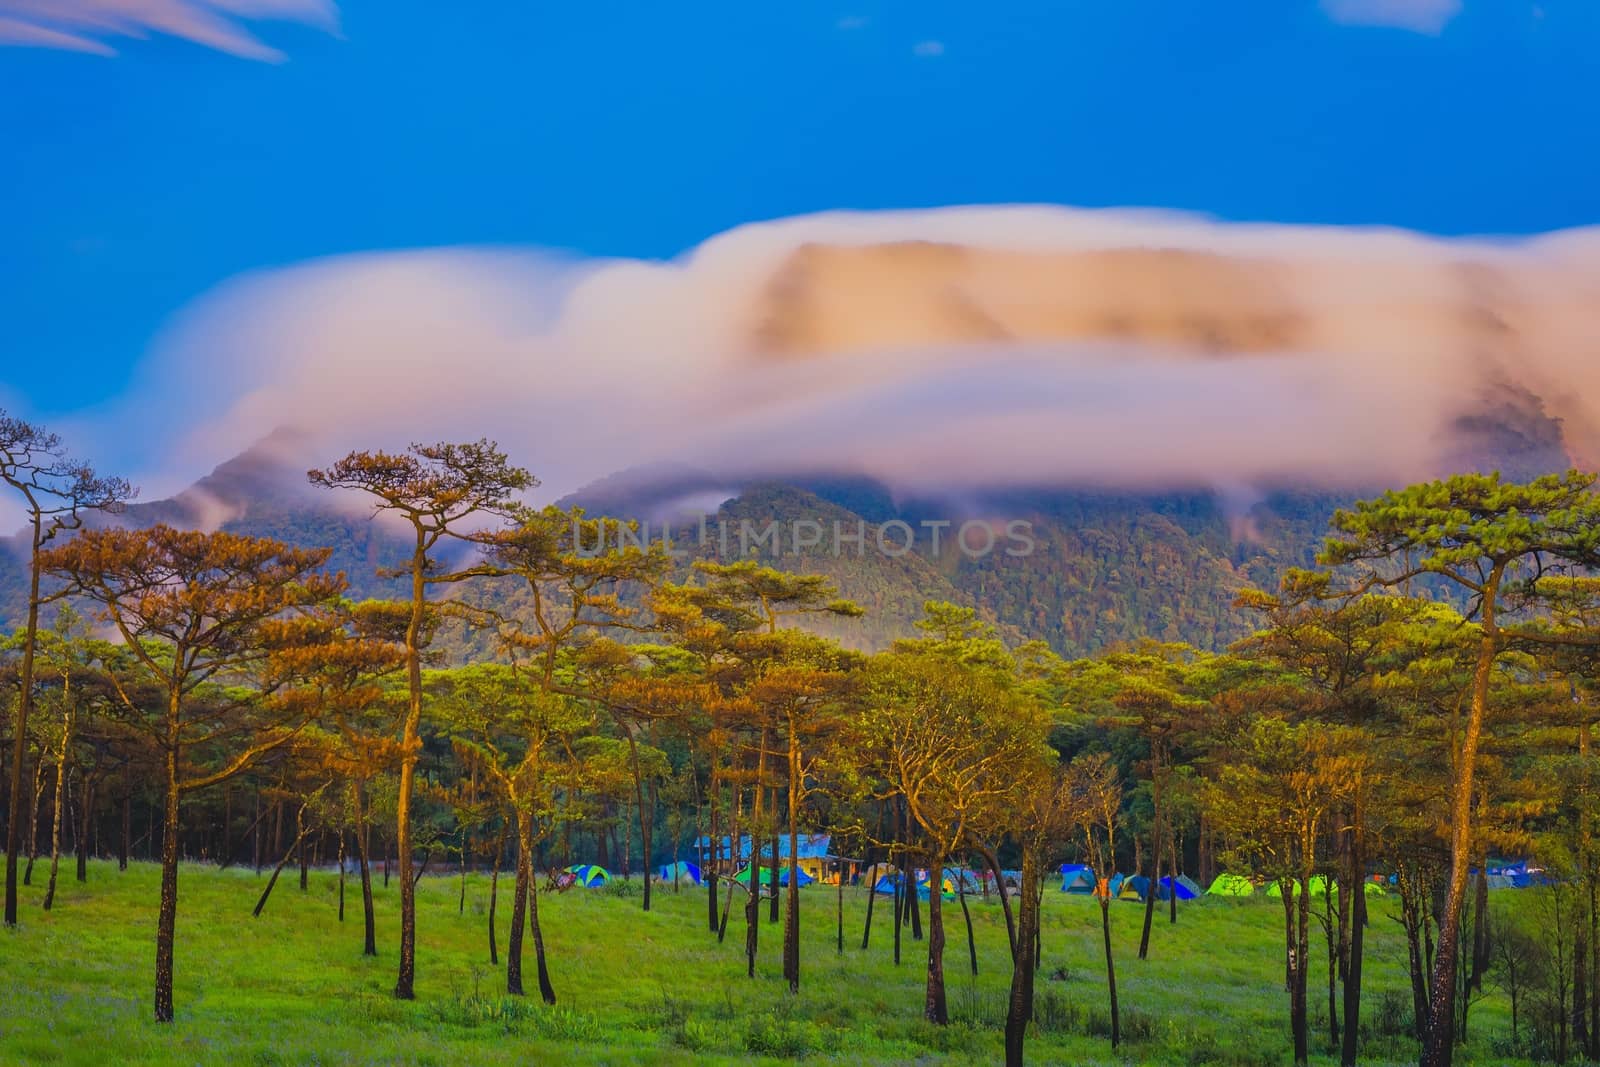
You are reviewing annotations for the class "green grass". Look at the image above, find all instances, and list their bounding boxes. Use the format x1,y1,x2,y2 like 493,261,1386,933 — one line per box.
0,861,1531,1065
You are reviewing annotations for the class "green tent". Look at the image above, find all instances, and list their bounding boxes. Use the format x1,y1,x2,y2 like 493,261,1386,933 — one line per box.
1266,875,1333,899
564,863,610,887
1206,873,1256,897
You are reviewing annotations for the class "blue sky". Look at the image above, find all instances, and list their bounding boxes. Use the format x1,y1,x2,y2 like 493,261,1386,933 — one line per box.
1,0,1596,437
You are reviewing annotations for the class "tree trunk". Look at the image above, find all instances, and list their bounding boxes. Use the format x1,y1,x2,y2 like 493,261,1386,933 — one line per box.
783,741,801,994
42,745,68,911
769,830,780,924
974,838,1018,961
392,534,427,1002
526,860,556,1005
893,865,903,966
1004,848,1040,1067
959,873,978,976
623,729,652,912
1342,833,1367,1067
862,862,879,951
836,862,844,957
745,832,761,978
154,742,181,1023
925,862,948,1025
354,781,377,956
1421,614,1501,1067
119,775,131,872
1169,823,1180,924
1138,812,1161,960
507,816,531,996
707,773,720,934
1102,896,1121,1049
487,822,505,965
253,805,310,918
337,831,347,922
1292,877,1309,1067
25,759,45,886
1325,877,1339,1051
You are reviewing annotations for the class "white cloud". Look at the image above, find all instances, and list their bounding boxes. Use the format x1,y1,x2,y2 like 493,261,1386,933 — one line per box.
0,0,338,60
912,39,944,57
836,15,868,30
75,207,1600,510
1321,0,1462,34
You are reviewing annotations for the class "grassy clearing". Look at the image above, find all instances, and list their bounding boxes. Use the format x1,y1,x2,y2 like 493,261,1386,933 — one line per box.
0,861,1529,1065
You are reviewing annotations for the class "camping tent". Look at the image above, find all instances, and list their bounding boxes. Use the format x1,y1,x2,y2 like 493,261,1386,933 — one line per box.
1158,875,1202,901
733,865,814,887
1266,875,1334,899
659,861,702,885
1206,873,1255,897
873,875,901,895
1117,875,1152,902
565,864,610,887
1061,864,1095,894
944,868,983,895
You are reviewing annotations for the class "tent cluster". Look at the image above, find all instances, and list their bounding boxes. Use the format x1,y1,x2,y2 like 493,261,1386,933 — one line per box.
871,868,984,900
1056,866,1395,901
1058,865,1201,901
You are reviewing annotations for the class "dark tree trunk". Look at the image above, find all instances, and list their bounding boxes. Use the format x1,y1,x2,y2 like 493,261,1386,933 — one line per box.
893,867,903,966
75,776,93,882
836,863,844,956
862,862,879,950
1291,878,1309,1067
959,874,978,976
1004,850,1040,1067
25,761,46,886
119,776,131,872
707,778,720,934
253,809,310,918
298,829,308,892
354,782,377,956
1138,818,1160,959
1101,896,1120,1049
974,839,1018,961
526,863,556,1005
745,840,761,978
769,831,780,924
507,820,531,996
337,831,347,923
1325,877,1340,1051
1342,840,1367,1067
154,746,180,1023
910,862,923,941
251,784,261,875
487,823,505,965
924,867,948,1024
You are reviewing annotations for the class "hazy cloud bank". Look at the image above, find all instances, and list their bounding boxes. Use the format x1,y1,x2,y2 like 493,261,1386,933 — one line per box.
73,205,1600,512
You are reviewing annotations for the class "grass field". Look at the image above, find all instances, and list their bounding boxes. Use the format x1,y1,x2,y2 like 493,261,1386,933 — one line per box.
0,861,1532,1065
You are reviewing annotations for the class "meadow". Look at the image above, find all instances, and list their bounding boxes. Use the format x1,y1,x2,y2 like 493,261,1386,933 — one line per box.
0,862,1532,1066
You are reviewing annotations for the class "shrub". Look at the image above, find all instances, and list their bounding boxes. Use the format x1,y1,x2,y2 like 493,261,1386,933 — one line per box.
744,1016,816,1057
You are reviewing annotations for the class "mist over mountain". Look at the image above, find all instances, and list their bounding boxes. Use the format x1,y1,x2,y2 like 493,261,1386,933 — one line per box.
2,431,1364,659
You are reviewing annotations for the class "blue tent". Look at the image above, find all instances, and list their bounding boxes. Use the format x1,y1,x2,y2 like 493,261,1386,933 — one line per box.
659,861,702,885
1158,875,1202,901
1118,875,1152,901
564,863,610,887
1061,864,1095,894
